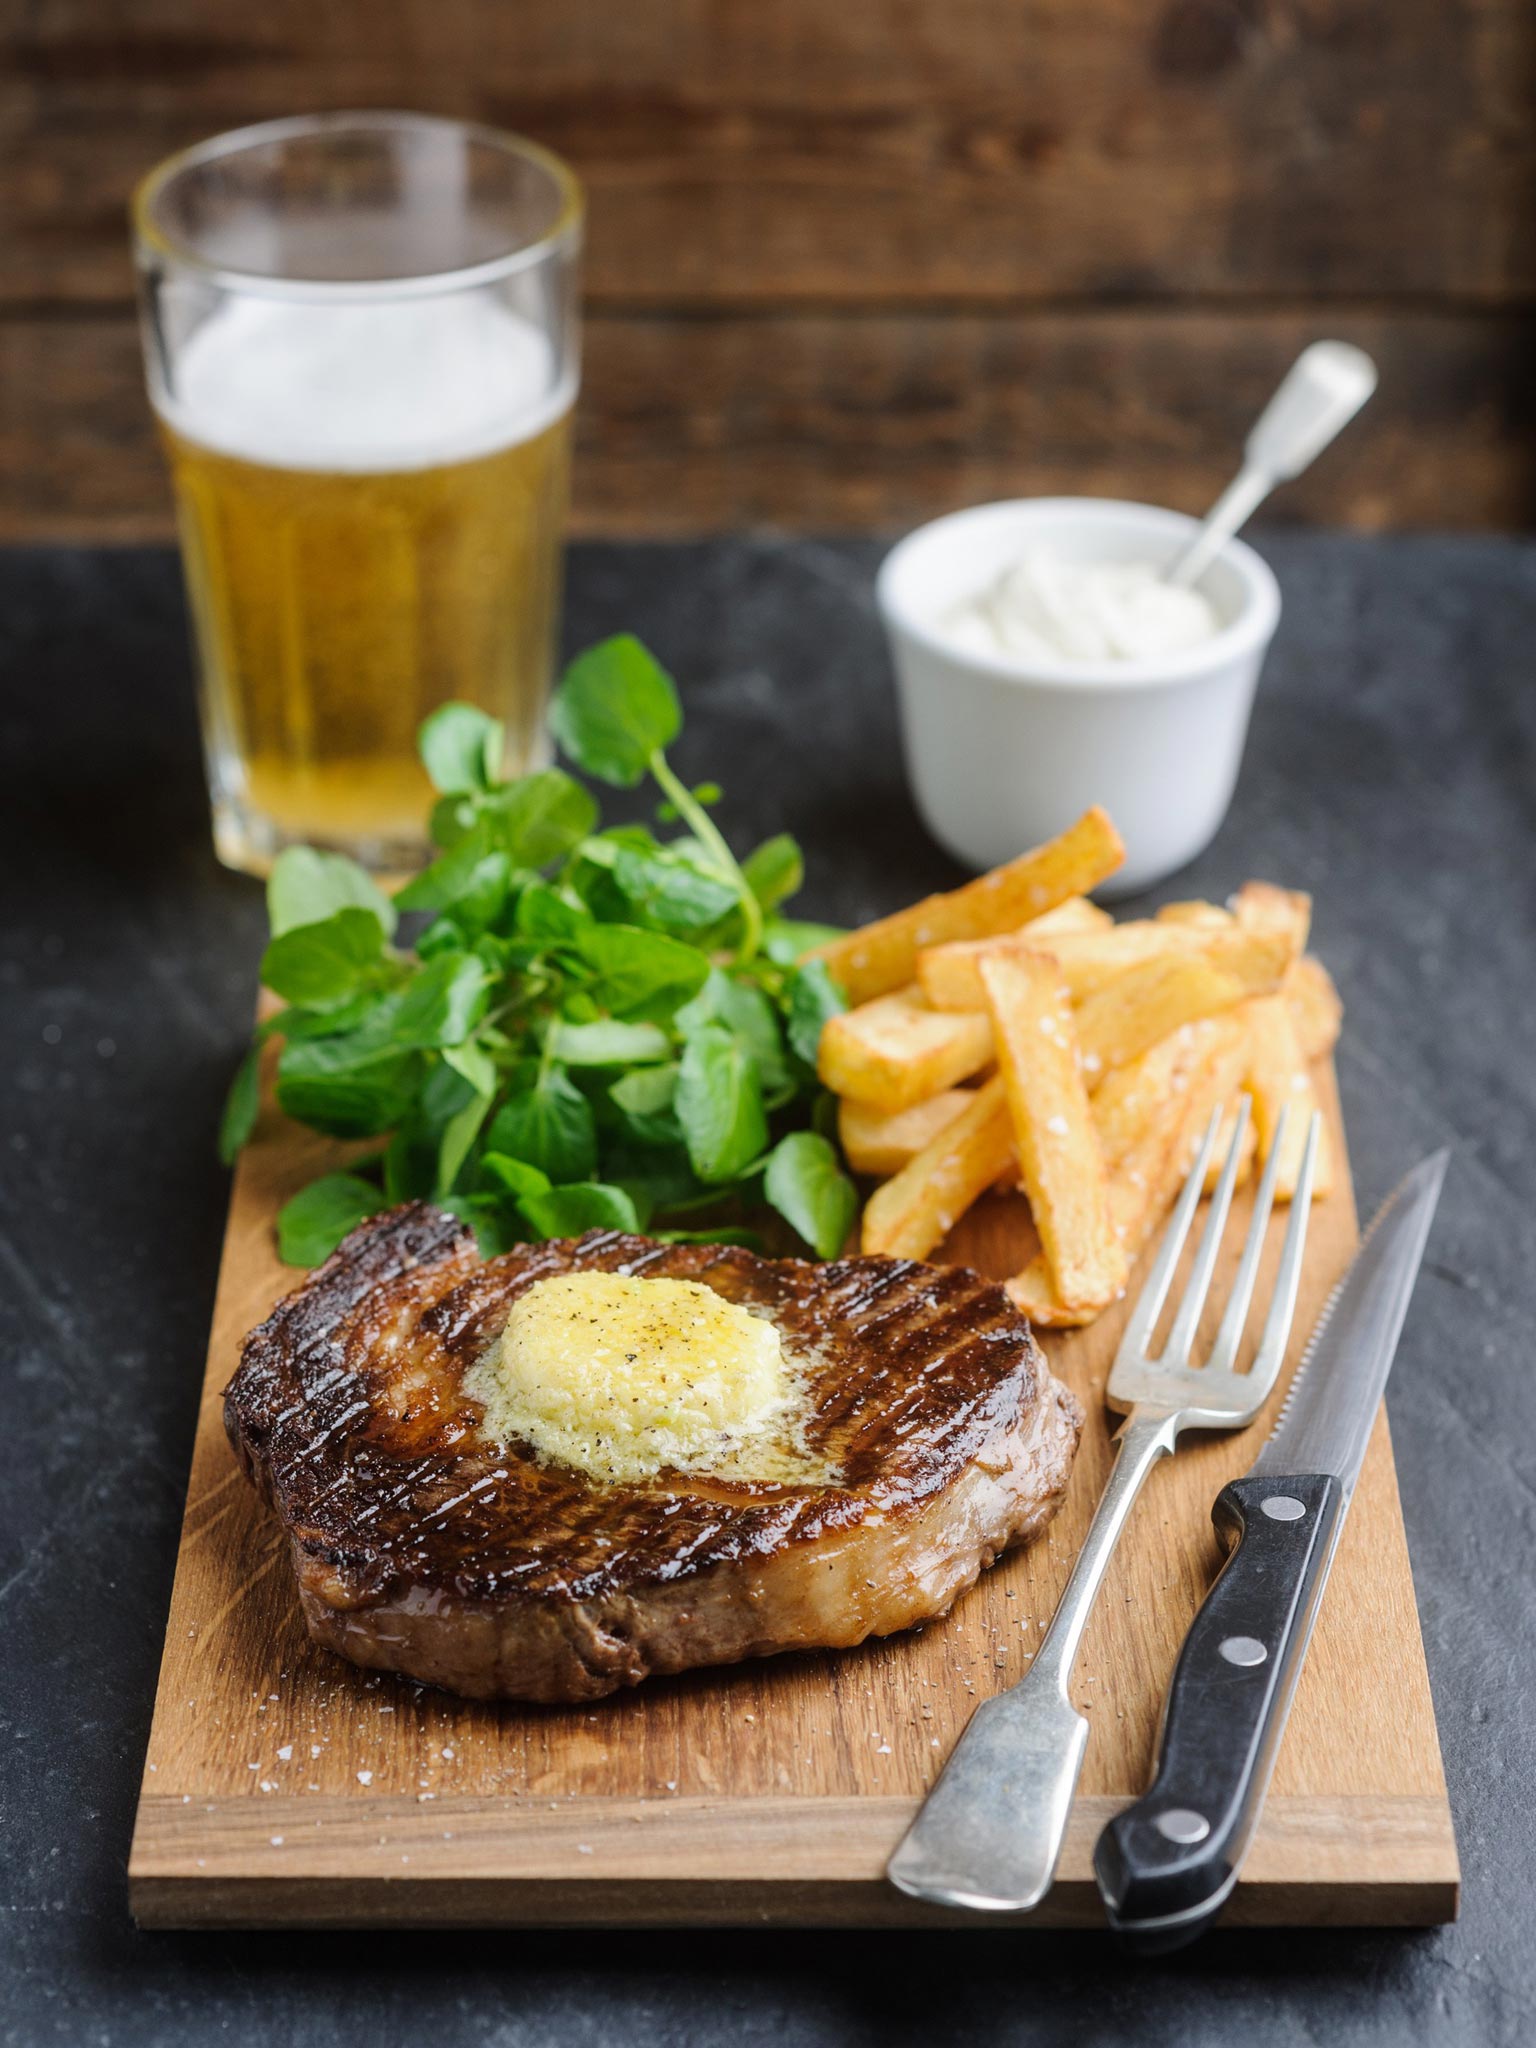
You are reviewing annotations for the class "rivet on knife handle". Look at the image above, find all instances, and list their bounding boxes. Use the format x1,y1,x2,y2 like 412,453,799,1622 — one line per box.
1094,1471,1347,1950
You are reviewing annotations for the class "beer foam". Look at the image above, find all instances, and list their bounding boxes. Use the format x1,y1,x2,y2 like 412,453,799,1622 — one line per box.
156,293,572,472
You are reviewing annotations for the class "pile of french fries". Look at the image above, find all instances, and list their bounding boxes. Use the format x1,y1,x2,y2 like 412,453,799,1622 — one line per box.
810,808,1342,1329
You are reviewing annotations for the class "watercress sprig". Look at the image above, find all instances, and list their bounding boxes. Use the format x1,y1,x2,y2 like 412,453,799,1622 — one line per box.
222,635,856,1269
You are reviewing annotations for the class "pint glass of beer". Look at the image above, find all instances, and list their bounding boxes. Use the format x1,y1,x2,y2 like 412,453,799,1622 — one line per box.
133,115,581,875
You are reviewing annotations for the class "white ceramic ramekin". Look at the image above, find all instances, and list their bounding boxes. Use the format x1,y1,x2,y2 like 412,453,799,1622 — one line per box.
876,498,1282,897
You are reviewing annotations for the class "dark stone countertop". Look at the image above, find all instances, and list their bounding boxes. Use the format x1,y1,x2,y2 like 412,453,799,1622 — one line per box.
2,534,1534,2046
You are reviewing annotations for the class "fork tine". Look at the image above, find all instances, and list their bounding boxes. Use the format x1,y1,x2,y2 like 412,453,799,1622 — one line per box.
1205,1103,1290,1376
1116,1106,1224,1364
1159,1096,1253,1370
1245,1111,1323,1395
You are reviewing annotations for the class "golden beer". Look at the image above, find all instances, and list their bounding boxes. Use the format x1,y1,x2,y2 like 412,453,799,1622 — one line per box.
162,407,571,867
133,114,583,874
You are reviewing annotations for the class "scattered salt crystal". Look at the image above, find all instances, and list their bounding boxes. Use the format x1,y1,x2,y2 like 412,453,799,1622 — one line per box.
270,1836,284,1847
276,1745,292,1761
1045,1114,1069,1137
357,1770,373,1786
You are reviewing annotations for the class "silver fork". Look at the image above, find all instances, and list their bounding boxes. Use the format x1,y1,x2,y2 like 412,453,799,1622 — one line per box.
888,1098,1322,1914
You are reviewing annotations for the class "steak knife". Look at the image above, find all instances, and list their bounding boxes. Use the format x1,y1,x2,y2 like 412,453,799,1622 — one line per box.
1093,1148,1449,1951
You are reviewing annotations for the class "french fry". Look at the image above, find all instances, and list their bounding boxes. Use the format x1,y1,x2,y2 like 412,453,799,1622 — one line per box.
1285,954,1343,1063
1044,923,1214,1004
1234,880,1312,954
915,939,1017,1013
1243,994,1334,1201
1025,895,1114,937
1089,1021,1213,1166
1157,901,1233,929
860,1077,1014,1261
915,899,1116,1011
838,1088,974,1178
1007,1017,1249,1326
809,806,1125,1005
1074,928,1293,1085
817,986,992,1112
920,919,1194,1013
980,950,1126,1314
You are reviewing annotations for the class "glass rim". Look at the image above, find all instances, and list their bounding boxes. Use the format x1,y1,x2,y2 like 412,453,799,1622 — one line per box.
132,110,584,303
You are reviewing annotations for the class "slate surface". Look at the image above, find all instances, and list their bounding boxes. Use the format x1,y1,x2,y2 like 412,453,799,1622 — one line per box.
2,535,1533,2046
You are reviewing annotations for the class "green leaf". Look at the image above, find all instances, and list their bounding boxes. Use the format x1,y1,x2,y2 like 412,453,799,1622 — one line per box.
218,1041,262,1166
785,959,847,1067
259,906,388,1010
276,1173,386,1267
430,791,479,850
573,924,710,1015
655,1225,765,1251
436,1065,495,1196
610,1065,678,1118
520,1181,640,1239
267,847,397,940
549,1019,672,1067
484,1064,597,1183
275,1019,420,1137
675,1023,767,1184
611,842,740,934
393,820,502,916
551,634,682,787
678,970,792,1100
764,1131,857,1260
442,1040,497,1094
515,880,593,943
763,917,848,967
494,768,599,868
742,833,804,912
380,1058,476,1202
479,1152,553,1203
391,953,491,1050
418,702,504,795
607,1064,681,1150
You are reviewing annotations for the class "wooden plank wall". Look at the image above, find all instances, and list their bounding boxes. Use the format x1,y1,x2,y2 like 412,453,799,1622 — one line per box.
2,0,1533,538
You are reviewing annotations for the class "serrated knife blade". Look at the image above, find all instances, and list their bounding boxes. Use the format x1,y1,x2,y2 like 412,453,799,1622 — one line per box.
1252,1146,1449,1490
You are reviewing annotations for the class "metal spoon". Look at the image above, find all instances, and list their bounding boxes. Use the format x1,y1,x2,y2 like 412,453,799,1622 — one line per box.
1165,341,1378,590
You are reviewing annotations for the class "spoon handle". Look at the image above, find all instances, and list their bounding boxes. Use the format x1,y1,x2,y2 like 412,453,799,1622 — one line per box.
1166,341,1377,589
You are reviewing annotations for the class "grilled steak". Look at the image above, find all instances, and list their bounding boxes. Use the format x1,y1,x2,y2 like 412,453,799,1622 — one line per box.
224,1206,1082,1703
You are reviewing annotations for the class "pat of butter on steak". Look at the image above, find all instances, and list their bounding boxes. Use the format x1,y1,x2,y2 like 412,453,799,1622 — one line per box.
223,1206,1083,1704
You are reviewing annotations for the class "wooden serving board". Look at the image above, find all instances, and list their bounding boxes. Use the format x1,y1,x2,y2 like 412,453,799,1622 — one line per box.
130,1062,1457,1929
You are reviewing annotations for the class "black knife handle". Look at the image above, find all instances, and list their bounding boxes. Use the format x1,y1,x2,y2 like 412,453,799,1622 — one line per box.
1094,1471,1346,1952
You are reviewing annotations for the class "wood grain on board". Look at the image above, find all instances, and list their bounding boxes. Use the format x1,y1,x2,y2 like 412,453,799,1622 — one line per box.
3,0,1534,535
129,1061,1458,1928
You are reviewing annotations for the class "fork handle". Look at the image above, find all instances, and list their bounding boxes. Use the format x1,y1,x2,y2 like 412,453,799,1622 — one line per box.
887,1406,1179,1912
1094,1470,1346,1950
